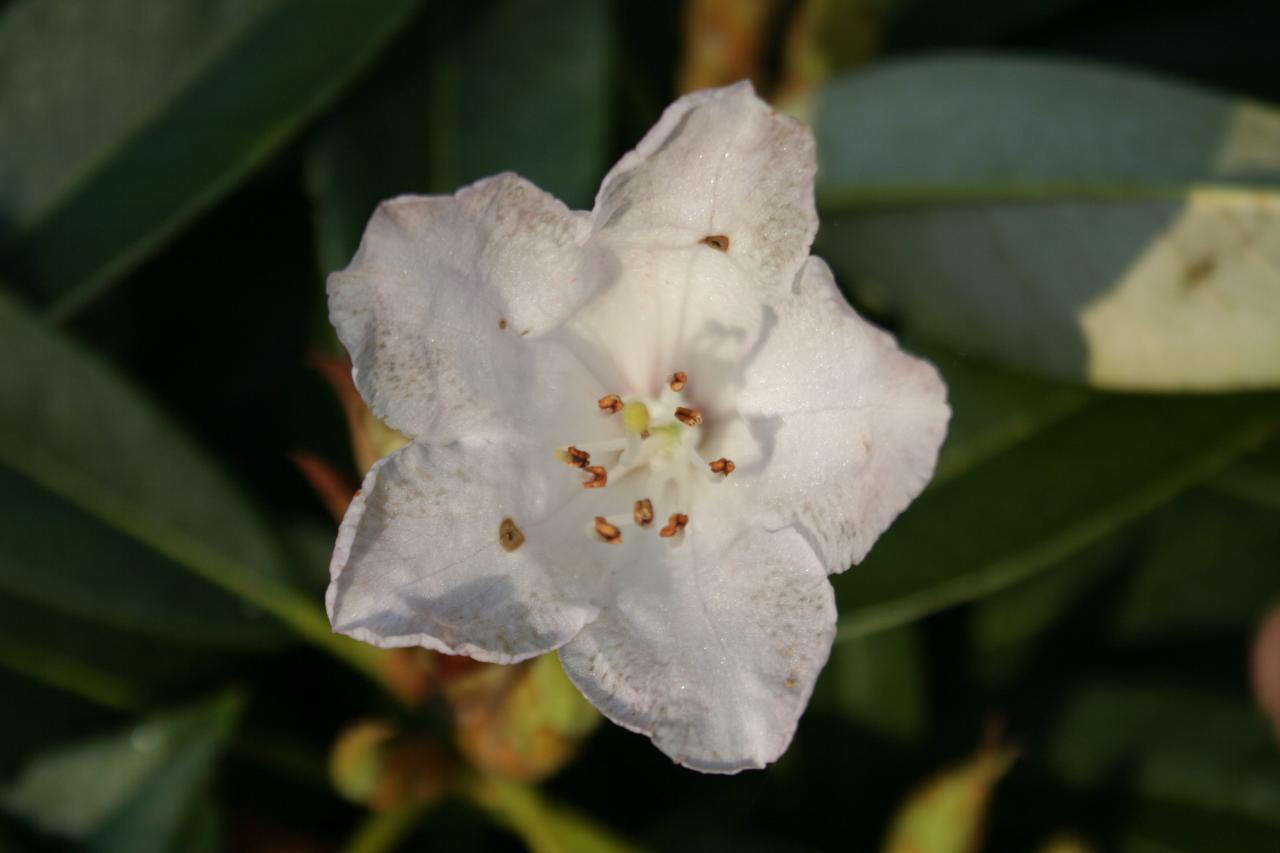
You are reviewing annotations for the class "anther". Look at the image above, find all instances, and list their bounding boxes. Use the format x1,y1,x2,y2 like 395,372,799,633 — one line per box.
709,457,735,476
659,513,689,538
594,516,622,544
560,446,590,468
669,371,688,392
700,234,730,252
634,498,654,527
498,517,525,552
674,406,703,427
583,466,608,488
598,394,623,413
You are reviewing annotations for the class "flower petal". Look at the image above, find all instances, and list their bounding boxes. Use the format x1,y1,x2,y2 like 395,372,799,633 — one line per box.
327,440,601,663
558,526,835,773
732,257,950,572
329,173,606,443
593,82,817,288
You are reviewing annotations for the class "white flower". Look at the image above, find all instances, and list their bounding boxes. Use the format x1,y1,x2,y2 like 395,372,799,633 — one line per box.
326,82,949,773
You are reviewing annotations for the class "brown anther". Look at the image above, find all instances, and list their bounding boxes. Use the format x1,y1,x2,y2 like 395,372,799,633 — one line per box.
594,516,622,544
564,446,590,468
659,513,689,538
583,466,608,488
709,457,735,476
700,234,730,252
597,394,623,413
633,498,654,527
674,406,703,427
498,518,525,552
669,371,688,392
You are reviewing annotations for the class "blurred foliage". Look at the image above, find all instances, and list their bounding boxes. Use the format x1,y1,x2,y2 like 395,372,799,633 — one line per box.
1,0,1279,851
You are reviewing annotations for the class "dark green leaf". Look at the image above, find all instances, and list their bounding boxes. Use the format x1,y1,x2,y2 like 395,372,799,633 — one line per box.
810,625,927,743
0,593,227,712
308,0,611,275
815,56,1280,390
2,693,242,853
834,359,1280,640
0,0,424,316
1044,683,1280,825
0,291,296,647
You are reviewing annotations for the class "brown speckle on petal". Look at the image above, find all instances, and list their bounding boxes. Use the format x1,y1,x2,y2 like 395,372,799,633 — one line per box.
700,234,730,252
499,517,525,552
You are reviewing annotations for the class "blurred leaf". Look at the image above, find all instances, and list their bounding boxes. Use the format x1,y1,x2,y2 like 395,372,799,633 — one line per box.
1043,682,1280,825
0,0,424,317
0,670,117,772
882,738,1016,853
0,593,226,712
971,486,1280,684
816,56,1280,390
884,0,1090,48
0,465,285,648
834,359,1280,640
0,291,291,641
1,692,242,853
1116,799,1280,853
308,0,611,276
925,346,1087,485
1209,434,1280,513
0,292,382,675
462,774,641,853
811,625,927,743
170,798,224,853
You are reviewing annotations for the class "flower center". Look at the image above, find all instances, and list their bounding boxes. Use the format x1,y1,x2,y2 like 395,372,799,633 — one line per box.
555,371,734,545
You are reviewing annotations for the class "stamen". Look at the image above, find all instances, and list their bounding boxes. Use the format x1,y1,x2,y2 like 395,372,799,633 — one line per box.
598,394,623,414
498,517,525,552
709,457,735,476
659,513,689,538
594,516,622,544
674,406,703,427
557,446,590,467
633,498,654,527
700,234,730,252
583,466,608,488
669,371,688,392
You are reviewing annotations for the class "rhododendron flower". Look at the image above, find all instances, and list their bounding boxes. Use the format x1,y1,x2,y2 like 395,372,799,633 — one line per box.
326,82,949,772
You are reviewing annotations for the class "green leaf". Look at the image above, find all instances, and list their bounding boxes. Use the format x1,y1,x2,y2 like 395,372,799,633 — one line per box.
815,56,1280,391
834,353,1280,640
462,774,641,853
0,670,117,771
0,0,424,317
1044,683,1280,825
970,486,1280,685
810,625,927,743
1,693,242,853
308,0,611,275
0,593,226,711
0,292,381,677
0,291,292,642
1116,799,1280,853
